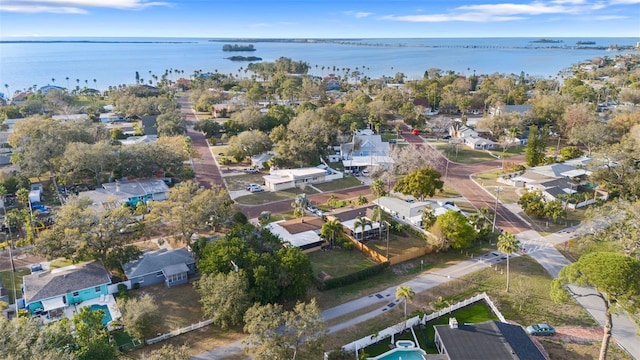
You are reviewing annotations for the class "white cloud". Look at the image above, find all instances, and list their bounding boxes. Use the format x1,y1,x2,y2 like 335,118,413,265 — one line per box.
0,0,169,13
355,12,373,18
383,0,637,23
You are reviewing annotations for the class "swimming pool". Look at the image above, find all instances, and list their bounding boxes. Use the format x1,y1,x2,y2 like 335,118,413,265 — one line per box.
369,348,426,360
89,304,113,326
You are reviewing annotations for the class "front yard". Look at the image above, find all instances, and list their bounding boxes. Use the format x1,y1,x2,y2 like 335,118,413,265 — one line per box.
365,231,429,258
308,248,379,279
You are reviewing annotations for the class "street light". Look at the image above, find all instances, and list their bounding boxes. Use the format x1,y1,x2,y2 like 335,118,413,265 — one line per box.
492,186,504,233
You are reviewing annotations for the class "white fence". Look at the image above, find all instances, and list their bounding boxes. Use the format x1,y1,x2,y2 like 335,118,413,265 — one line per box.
338,292,506,355
107,281,131,294
145,319,214,345
341,315,422,353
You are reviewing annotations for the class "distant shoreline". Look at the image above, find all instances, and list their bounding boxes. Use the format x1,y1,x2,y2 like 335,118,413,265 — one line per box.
0,40,196,44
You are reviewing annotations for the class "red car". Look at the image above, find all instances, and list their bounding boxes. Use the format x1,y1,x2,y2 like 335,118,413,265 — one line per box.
412,129,420,135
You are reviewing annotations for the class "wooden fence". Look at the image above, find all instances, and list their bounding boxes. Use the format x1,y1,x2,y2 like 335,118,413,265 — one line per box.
345,235,388,263
145,319,214,345
389,247,432,266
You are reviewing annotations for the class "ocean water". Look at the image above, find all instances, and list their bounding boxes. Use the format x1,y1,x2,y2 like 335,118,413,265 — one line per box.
0,37,638,94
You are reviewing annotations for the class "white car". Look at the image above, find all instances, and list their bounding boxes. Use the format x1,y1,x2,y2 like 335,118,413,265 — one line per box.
248,185,264,193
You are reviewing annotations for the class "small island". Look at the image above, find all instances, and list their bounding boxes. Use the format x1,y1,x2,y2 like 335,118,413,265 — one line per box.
529,38,563,43
226,56,262,61
222,44,256,51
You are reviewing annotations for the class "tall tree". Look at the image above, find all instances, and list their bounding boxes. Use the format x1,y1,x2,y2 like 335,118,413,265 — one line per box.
243,299,327,360
430,210,477,251
73,306,119,360
353,215,372,241
497,231,520,292
551,253,640,360
320,218,343,248
394,167,444,201
120,294,162,341
395,285,415,330
150,181,234,246
195,271,250,329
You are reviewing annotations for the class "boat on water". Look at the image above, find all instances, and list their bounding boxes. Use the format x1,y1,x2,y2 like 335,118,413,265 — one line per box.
529,39,563,43
576,41,596,45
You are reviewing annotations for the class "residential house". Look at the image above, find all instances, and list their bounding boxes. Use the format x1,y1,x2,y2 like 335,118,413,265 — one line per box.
99,112,128,123
38,85,65,96
80,178,169,209
488,104,532,117
340,129,394,172
374,196,463,228
123,248,196,288
341,216,381,241
119,135,158,146
267,217,326,253
434,320,546,360
449,124,495,150
263,166,342,191
22,261,118,323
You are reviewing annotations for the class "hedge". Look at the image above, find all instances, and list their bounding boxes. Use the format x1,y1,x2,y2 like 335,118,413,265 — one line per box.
316,261,390,291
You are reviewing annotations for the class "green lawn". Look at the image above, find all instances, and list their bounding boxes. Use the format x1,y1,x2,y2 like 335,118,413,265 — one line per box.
0,268,30,304
307,248,379,279
434,142,525,164
314,176,364,192
363,302,499,356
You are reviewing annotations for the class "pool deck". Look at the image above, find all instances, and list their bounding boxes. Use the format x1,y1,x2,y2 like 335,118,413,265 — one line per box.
60,294,122,323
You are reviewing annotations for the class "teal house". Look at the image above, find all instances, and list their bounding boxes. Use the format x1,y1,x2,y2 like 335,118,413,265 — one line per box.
22,261,112,319
80,179,170,208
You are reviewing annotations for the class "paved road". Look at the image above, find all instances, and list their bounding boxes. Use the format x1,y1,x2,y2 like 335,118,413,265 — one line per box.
177,96,225,189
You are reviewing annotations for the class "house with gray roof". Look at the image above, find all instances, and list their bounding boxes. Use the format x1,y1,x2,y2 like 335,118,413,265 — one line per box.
22,261,111,317
123,248,196,288
80,178,169,209
434,320,546,360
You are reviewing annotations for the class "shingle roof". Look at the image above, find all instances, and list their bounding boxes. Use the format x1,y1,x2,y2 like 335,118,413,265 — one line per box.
123,248,195,279
22,261,111,304
434,320,546,360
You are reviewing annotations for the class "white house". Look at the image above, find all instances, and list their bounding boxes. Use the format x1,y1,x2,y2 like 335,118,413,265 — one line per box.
263,166,342,191
340,129,394,171
374,196,463,228
266,217,325,253
449,124,495,150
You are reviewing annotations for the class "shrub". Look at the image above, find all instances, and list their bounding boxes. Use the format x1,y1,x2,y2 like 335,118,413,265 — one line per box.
560,146,583,161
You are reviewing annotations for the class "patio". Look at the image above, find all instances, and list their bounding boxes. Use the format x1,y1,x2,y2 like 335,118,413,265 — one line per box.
39,294,121,325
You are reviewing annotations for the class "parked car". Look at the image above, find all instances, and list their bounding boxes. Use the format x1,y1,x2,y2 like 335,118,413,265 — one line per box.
245,183,259,191
244,168,259,174
526,324,555,336
248,185,264,193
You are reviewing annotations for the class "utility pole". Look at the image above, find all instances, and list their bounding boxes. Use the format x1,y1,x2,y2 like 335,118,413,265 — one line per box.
492,187,503,233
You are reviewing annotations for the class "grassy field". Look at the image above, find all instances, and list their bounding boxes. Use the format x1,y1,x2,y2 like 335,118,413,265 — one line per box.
0,267,29,304
365,231,429,258
224,173,266,191
433,142,525,164
314,176,364,191
122,280,247,358
308,248,379,279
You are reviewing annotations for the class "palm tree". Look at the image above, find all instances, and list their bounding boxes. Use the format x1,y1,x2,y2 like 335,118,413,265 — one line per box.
395,285,415,330
353,215,372,241
370,206,386,241
320,219,343,248
497,231,520,292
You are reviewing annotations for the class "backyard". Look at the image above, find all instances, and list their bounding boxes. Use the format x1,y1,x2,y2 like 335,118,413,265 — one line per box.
362,301,498,356
365,231,429,258
308,248,379,279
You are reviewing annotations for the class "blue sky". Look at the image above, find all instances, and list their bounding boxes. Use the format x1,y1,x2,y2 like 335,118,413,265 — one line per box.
0,0,639,38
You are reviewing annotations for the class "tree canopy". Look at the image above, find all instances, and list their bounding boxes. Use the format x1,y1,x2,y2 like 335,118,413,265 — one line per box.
551,252,640,360
393,167,444,200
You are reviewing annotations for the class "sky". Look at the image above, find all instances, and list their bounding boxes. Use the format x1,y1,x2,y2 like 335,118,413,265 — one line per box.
0,0,639,38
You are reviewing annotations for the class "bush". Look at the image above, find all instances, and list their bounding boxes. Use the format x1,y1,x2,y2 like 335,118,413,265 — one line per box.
560,146,583,161
133,283,141,290
317,261,390,290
